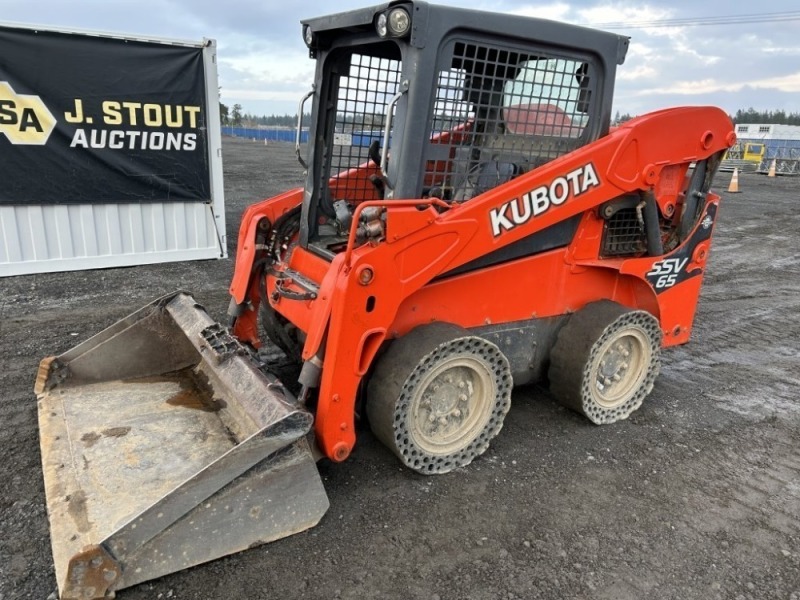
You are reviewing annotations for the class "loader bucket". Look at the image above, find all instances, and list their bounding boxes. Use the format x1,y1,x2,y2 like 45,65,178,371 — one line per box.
34,292,329,600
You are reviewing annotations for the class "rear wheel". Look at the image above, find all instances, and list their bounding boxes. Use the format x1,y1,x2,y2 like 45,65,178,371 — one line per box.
549,301,662,424
367,323,513,474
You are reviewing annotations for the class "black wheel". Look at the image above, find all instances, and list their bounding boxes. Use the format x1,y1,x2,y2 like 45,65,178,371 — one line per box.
549,301,662,424
367,323,513,474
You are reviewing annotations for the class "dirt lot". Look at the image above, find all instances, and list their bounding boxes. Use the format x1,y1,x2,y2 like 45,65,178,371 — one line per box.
1,137,799,600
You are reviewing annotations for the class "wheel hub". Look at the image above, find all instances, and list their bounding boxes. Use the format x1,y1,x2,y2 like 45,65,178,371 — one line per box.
418,368,474,440
597,339,633,388
593,332,647,408
410,357,492,455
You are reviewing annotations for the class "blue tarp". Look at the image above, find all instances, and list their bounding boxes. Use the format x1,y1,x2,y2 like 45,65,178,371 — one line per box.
223,127,308,143
222,127,390,147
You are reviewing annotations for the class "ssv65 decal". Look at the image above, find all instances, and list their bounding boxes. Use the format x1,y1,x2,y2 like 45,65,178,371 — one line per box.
644,203,718,293
646,257,689,289
490,163,601,237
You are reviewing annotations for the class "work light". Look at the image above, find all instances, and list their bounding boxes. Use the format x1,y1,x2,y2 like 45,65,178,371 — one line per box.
387,7,410,36
376,7,411,38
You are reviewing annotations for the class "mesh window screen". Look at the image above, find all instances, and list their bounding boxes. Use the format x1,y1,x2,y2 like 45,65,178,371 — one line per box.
328,52,402,201
602,208,647,256
425,40,593,201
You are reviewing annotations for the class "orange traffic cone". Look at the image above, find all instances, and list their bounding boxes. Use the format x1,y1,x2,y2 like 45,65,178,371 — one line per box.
768,159,777,177
727,168,740,193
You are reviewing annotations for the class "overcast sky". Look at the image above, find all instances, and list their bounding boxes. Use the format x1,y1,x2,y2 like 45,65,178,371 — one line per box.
2,1,800,118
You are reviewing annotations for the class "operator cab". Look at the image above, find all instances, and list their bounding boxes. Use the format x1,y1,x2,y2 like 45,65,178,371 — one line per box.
296,1,629,257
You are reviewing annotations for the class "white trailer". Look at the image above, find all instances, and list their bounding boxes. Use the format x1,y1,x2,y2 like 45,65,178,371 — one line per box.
0,23,226,276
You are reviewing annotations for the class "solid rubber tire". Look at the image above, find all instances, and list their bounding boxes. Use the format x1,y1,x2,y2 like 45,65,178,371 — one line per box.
367,323,513,474
548,301,662,424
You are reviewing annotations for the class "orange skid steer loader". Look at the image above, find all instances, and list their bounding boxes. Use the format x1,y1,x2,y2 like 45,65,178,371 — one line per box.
35,2,735,598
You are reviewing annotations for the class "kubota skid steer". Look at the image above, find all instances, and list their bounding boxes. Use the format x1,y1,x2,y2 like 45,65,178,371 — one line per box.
35,2,735,598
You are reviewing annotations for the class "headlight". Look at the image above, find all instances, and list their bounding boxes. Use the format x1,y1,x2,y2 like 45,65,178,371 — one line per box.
303,25,314,47
376,13,388,37
387,7,411,36
376,7,411,38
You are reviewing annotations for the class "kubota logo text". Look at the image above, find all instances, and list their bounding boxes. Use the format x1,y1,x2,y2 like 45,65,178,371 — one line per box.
0,82,57,145
489,163,601,237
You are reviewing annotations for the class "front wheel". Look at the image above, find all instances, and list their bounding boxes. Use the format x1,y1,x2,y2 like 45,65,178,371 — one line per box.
367,323,513,474
548,301,662,424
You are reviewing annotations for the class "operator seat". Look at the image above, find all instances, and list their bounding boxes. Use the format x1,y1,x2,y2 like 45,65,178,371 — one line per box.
453,103,581,200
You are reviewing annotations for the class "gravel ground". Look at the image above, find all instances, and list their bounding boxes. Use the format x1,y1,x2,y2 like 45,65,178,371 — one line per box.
1,137,798,600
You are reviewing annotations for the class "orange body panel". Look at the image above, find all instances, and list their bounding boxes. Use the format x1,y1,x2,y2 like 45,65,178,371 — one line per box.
229,106,735,462
229,187,304,305
391,249,654,337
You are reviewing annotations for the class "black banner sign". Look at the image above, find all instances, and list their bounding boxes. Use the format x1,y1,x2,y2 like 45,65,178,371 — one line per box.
0,26,211,205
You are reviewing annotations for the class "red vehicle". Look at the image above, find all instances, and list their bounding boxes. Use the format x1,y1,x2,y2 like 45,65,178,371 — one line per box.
36,3,735,598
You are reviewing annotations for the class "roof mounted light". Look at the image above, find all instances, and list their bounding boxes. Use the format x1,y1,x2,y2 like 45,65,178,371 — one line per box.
376,13,388,37
387,7,411,37
303,25,314,47
376,7,411,38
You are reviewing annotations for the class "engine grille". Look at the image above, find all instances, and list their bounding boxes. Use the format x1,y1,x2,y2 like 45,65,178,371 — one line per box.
602,208,646,256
